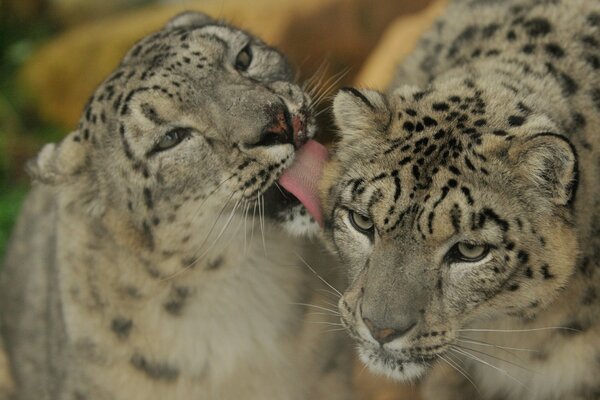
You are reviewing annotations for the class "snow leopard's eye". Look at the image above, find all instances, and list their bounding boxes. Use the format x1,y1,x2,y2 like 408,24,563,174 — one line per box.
448,242,489,263
154,127,192,152
349,210,374,235
235,44,253,71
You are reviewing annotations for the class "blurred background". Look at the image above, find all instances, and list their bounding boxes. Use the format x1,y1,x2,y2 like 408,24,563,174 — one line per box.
0,0,447,397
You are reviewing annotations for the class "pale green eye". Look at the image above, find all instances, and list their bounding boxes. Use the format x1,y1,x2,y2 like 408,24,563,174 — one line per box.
155,128,191,152
349,210,374,234
235,44,253,71
454,242,489,262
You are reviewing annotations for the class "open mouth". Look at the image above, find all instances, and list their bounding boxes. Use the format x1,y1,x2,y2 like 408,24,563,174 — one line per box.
261,139,328,225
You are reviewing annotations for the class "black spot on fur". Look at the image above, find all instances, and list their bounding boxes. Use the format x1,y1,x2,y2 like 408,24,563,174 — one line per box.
546,63,579,96
591,88,600,111
432,102,450,111
143,188,154,209
544,43,565,58
479,208,509,231
423,116,438,127
541,264,554,280
517,250,529,264
524,266,533,278
130,354,179,381
206,256,224,270
523,18,552,37
521,44,535,54
508,283,520,291
163,286,190,316
460,187,474,205
482,23,500,38
586,54,600,70
111,317,133,339
587,12,600,27
508,115,526,126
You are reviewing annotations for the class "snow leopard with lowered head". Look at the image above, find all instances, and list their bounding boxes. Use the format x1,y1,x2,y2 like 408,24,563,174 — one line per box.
0,11,352,400
315,0,600,399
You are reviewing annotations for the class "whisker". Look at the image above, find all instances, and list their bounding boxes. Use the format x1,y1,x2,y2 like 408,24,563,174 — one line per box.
324,328,347,333
438,354,481,396
306,321,345,326
457,338,538,353
259,194,267,255
174,199,241,280
307,311,342,318
311,67,351,108
450,347,525,387
243,201,250,255
250,199,257,245
316,288,343,300
294,251,343,297
453,344,532,372
289,302,340,315
458,326,581,334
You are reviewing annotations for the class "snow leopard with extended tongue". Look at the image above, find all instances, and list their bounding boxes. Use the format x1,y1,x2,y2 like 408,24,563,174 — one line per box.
283,0,600,399
0,12,352,400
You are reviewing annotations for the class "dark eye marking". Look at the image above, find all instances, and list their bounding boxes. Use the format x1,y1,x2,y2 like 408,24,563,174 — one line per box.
141,103,166,125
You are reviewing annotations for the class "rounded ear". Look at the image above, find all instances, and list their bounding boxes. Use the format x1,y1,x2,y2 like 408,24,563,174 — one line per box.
26,131,89,185
166,11,215,29
509,132,578,207
332,88,391,138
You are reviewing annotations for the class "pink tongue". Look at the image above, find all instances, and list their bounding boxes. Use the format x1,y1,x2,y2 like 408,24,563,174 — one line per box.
279,140,328,226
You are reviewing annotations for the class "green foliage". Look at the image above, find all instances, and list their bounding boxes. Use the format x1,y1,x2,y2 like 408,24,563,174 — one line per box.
0,186,27,261
0,15,60,263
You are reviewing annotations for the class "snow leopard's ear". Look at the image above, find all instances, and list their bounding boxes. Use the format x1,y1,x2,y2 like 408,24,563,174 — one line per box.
509,132,578,207
26,131,89,185
166,11,215,29
333,88,392,138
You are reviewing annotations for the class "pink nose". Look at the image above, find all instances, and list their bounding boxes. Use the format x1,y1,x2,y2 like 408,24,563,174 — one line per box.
363,317,415,345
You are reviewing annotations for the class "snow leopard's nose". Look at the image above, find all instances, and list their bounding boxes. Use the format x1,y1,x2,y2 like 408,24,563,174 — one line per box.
250,103,294,148
362,317,416,345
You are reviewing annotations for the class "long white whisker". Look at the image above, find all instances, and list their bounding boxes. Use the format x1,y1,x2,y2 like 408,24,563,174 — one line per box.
458,326,580,333
454,344,532,372
451,347,525,387
294,251,342,297
457,338,538,353
259,194,267,255
243,201,250,255
289,302,340,315
324,328,348,333
250,199,257,245
312,67,351,108
306,321,345,326
439,354,481,396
